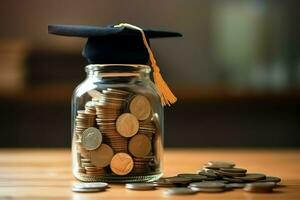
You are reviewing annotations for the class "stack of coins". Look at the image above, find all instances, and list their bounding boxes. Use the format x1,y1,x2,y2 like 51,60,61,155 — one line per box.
139,121,156,140
95,89,131,153
74,88,161,179
74,110,96,140
132,156,154,174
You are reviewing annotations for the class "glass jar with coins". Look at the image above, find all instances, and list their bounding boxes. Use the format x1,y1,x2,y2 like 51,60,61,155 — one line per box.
48,23,181,183
71,64,164,182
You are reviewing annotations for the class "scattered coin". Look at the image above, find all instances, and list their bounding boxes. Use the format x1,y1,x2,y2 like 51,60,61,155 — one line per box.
164,177,192,185
217,170,246,177
258,176,281,183
226,183,246,188
72,187,105,193
220,167,247,173
177,173,215,181
207,161,235,168
116,113,139,137
125,183,156,190
129,95,151,120
189,181,226,189
244,182,276,193
73,182,108,189
90,144,114,167
153,178,176,187
189,187,226,193
128,134,151,157
238,173,266,182
164,188,197,195
81,127,102,150
197,170,219,178
110,153,134,175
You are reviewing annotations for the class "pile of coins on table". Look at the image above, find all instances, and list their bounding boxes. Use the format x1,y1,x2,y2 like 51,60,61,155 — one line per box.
152,160,281,195
73,88,160,180
72,160,282,193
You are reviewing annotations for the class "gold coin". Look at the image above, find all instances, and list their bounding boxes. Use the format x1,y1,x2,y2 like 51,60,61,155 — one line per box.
110,153,134,175
87,89,102,99
129,95,151,120
128,134,151,157
90,144,114,168
116,113,139,137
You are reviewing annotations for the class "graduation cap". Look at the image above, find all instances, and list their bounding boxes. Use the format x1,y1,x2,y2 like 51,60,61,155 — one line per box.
48,23,182,106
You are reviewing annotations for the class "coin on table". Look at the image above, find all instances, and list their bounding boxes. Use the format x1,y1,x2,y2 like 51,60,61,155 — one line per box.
110,153,134,175
128,134,151,157
219,167,247,173
129,95,151,121
125,183,156,190
226,183,246,189
164,188,197,195
177,173,215,181
116,113,139,137
238,173,266,182
244,182,276,193
90,144,114,167
217,170,246,177
73,182,108,189
164,177,192,185
153,178,176,187
197,170,219,178
223,176,245,183
81,127,102,150
189,181,226,189
207,161,235,168
258,176,281,183
189,186,226,193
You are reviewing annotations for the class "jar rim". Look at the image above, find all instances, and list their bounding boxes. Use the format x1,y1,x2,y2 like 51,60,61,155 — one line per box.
85,64,151,73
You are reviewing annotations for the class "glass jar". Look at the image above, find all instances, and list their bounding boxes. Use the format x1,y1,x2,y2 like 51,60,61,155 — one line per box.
71,64,163,182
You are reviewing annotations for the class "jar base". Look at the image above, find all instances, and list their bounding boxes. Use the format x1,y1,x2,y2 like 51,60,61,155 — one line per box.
74,171,163,183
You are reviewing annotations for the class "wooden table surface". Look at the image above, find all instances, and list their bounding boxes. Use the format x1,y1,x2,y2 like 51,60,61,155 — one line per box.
0,148,299,200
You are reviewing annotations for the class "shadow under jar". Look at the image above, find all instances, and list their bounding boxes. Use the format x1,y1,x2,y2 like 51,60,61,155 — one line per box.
71,64,164,182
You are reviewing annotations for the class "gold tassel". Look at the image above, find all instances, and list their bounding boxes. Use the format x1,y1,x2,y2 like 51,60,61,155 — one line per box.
114,23,177,106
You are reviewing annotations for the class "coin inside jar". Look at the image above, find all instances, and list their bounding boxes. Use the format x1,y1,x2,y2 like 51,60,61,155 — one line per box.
129,95,151,120
81,127,102,150
110,153,134,175
90,144,114,167
128,134,151,157
116,113,139,137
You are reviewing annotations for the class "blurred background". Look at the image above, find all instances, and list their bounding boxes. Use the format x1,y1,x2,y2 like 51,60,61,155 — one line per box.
0,0,299,148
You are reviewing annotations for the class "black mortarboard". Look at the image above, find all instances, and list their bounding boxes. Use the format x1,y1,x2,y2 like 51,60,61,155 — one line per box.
48,24,182,64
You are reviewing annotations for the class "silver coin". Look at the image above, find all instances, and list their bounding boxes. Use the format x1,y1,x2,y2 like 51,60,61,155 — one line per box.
81,127,102,150
164,177,192,185
72,187,105,193
177,173,215,181
189,181,226,189
239,173,266,182
73,182,108,189
189,186,226,193
258,176,281,183
125,183,156,190
223,177,245,183
226,183,246,188
197,170,219,178
220,167,247,173
164,188,197,195
217,170,246,177
244,182,276,193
